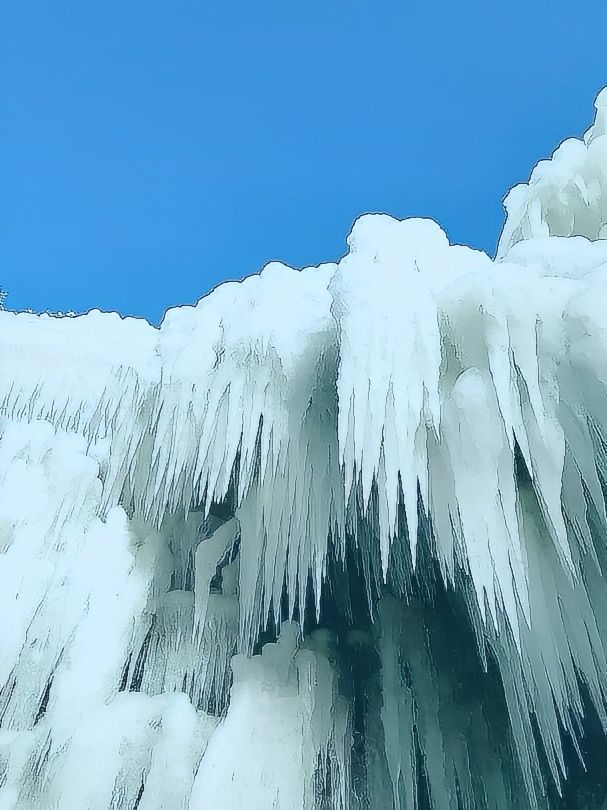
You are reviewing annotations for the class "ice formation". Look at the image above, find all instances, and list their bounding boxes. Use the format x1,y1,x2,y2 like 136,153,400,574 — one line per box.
1,88,607,809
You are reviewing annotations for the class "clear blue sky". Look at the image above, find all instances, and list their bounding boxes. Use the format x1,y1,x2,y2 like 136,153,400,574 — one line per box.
1,1,606,324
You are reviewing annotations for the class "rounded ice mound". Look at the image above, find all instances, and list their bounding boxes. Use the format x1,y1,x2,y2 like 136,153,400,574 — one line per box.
345,214,449,261
343,213,488,294
498,84,607,256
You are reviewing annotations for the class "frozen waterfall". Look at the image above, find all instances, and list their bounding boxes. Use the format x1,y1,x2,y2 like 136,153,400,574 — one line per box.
1,88,607,809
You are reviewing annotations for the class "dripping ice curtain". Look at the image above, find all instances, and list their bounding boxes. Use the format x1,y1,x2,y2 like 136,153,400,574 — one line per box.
1,88,607,809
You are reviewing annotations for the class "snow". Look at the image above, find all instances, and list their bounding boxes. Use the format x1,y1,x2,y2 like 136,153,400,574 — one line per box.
1,87,607,808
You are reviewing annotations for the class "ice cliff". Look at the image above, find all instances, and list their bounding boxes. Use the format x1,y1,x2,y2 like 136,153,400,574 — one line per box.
1,88,607,809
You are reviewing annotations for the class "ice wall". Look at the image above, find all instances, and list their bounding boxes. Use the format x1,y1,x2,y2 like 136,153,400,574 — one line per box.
1,88,607,809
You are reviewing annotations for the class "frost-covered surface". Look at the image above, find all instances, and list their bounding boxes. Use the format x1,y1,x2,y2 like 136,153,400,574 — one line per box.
2,90,607,809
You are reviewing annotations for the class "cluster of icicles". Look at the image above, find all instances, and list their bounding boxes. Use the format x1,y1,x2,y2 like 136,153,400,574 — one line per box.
1,89,607,810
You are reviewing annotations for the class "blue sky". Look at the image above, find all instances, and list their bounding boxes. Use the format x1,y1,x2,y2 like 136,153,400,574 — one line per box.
1,1,606,324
